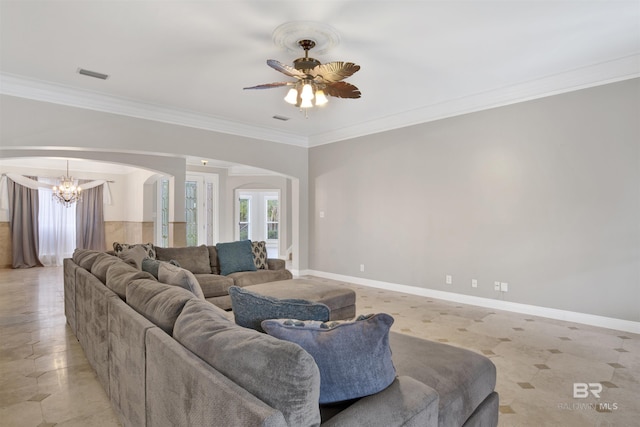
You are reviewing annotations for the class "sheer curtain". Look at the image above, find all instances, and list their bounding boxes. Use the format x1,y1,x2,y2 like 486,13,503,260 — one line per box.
38,178,76,266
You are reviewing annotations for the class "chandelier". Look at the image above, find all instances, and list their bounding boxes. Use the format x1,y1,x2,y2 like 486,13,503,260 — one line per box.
52,161,82,207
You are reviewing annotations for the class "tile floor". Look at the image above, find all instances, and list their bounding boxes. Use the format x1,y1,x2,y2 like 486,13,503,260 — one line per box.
1,267,638,426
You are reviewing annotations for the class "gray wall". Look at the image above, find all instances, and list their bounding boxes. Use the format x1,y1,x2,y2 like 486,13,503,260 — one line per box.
309,79,640,322
0,95,309,269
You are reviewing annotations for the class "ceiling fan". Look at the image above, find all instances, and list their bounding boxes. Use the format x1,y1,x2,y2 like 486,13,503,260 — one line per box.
244,39,361,111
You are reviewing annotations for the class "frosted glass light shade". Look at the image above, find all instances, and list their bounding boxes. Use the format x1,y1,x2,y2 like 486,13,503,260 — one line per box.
315,90,328,105
284,88,298,104
300,83,314,101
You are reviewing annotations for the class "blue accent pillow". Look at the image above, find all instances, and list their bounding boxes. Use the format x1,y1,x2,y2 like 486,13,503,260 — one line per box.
216,240,257,276
229,286,330,332
261,313,396,404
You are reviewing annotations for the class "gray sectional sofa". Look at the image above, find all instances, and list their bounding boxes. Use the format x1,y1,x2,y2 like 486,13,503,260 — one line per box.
64,249,499,427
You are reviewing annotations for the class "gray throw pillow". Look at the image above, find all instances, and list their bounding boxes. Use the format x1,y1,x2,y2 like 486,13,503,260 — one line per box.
141,258,181,279
262,313,397,404
229,286,330,332
117,245,148,269
215,240,257,276
157,261,205,300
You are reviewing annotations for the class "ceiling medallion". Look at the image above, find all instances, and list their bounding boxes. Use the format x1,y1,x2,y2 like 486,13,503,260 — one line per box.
271,21,341,54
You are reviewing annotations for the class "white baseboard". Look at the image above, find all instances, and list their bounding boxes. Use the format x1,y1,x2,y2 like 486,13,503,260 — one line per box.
302,270,640,334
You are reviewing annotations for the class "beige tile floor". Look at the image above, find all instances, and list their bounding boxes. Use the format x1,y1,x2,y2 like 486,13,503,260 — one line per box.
1,267,638,426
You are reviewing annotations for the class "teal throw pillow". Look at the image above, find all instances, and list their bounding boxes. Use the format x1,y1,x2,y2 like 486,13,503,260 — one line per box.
261,313,396,404
216,240,257,275
229,286,330,332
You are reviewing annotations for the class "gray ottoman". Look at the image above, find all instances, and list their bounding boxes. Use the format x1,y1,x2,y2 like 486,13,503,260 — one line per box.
243,278,356,320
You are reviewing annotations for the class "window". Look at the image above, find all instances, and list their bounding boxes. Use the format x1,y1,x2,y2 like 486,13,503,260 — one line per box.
238,196,251,240
266,197,279,240
236,190,279,258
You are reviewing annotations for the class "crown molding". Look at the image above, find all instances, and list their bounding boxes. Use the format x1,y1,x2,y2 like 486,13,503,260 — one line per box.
0,73,309,147
307,54,640,147
2,54,638,149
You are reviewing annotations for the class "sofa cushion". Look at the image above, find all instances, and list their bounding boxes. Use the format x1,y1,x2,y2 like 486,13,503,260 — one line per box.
72,248,103,271
266,258,286,270
251,241,269,270
193,274,234,298
262,313,396,404
90,252,120,284
116,245,148,269
229,286,330,332
125,279,196,335
216,240,257,275
157,262,205,300
155,245,212,274
113,242,156,259
389,332,497,427
228,269,293,287
173,299,321,427
206,246,220,274
106,262,156,300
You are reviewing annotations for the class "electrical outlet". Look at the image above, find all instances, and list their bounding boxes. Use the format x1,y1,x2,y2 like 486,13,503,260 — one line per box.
494,281,501,291
471,279,478,288
360,264,365,272
500,282,509,292
446,275,452,284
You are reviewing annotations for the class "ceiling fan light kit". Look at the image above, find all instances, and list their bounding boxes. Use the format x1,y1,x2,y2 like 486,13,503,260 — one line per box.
244,22,361,117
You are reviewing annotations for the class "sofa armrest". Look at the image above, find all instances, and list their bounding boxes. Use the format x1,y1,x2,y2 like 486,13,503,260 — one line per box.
267,258,286,270
320,376,439,427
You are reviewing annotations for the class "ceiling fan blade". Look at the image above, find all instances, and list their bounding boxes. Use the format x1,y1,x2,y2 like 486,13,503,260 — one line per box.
310,62,360,83
243,82,292,90
267,59,305,78
324,81,361,99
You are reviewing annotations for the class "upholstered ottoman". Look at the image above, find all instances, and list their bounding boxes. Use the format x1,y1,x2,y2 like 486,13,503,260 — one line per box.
243,278,356,320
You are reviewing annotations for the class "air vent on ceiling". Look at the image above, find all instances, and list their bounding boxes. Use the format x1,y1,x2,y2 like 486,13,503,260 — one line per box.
77,68,109,80
272,115,290,121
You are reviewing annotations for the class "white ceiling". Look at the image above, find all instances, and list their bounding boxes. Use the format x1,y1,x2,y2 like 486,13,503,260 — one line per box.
1,1,639,148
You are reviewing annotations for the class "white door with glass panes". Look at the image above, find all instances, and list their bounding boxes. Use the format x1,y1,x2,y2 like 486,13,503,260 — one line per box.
156,174,218,247
186,174,218,246
236,190,279,258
